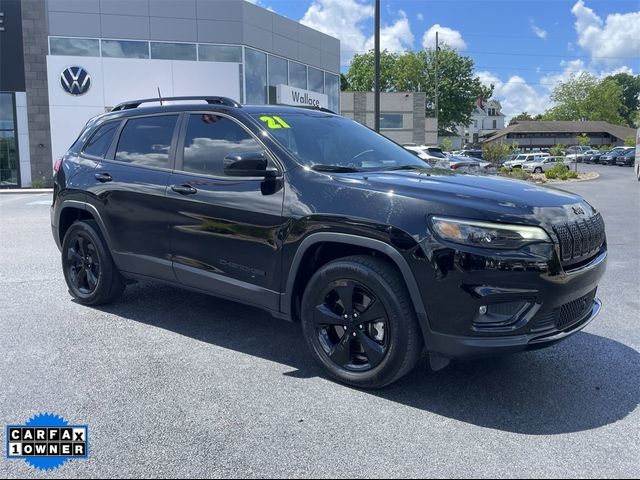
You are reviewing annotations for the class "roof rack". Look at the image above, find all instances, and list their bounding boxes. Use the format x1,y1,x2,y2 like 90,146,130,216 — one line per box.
110,96,241,112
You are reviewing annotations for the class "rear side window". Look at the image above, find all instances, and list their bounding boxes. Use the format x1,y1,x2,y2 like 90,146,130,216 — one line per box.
182,114,264,176
82,121,120,158
114,115,178,168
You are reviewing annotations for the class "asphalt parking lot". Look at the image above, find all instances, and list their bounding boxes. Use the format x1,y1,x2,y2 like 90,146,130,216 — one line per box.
1,163,638,478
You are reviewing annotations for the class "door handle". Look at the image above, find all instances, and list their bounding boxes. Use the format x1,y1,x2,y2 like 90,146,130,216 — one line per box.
171,184,198,195
94,172,112,182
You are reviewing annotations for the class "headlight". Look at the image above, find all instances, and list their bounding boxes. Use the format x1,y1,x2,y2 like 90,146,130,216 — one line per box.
430,216,551,249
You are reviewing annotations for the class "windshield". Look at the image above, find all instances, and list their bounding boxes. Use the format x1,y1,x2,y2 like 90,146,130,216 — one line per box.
425,147,447,158
251,113,430,171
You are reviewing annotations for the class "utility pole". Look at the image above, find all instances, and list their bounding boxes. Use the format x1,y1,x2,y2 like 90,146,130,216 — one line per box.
374,0,380,132
434,31,439,125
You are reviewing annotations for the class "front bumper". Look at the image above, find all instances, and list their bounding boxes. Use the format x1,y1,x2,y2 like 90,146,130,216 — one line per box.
426,297,601,359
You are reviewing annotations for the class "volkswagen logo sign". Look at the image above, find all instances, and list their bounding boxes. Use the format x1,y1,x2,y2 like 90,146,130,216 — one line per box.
60,66,91,95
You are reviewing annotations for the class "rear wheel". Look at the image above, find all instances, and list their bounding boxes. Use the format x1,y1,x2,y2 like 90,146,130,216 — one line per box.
61,220,125,305
301,255,423,389
534,167,542,173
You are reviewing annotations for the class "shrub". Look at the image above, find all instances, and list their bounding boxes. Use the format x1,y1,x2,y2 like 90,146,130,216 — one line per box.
31,179,45,189
567,170,578,179
549,144,565,156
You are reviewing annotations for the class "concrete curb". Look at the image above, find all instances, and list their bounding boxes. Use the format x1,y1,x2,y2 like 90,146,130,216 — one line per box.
537,172,600,184
0,188,53,194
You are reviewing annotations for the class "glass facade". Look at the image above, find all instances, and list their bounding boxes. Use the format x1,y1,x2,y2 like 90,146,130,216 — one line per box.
380,114,404,129
151,42,197,61
48,37,340,112
288,61,307,90
245,48,267,104
101,40,149,59
0,93,19,187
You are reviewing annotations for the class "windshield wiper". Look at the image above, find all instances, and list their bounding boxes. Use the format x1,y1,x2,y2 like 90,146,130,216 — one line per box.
310,164,361,172
383,165,430,172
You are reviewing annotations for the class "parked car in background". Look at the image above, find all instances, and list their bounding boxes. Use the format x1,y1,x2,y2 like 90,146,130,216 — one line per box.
460,149,484,160
599,147,631,165
448,155,480,172
584,150,604,164
565,145,592,163
523,157,570,174
504,152,550,170
477,161,498,174
615,148,635,167
403,145,450,168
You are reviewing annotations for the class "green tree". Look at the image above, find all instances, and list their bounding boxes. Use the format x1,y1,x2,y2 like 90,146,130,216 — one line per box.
544,73,626,125
624,135,636,146
549,144,565,156
577,133,590,146
440,137,453,152
605,72,640,127
509,112,534,125
340,73,350,91
344,47,492,133
482,142,511,165
344,50,398,92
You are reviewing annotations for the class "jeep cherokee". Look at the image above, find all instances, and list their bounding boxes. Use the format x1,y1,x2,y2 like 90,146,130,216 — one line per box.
51,96,607,389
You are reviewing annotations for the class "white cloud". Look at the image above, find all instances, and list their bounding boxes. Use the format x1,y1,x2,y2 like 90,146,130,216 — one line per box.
571,0,640,65
364,10,414,54
477,71,550,121
422,24,466,50
300,0,413,65
530,22,547,39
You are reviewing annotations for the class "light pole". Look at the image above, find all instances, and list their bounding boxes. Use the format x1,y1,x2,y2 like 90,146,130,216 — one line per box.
374,0,380,132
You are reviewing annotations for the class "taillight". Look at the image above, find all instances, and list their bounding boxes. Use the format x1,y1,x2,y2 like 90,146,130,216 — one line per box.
53,158,62,173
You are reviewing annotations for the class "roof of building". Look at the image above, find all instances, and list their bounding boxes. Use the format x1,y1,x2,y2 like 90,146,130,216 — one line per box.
485,121,635,142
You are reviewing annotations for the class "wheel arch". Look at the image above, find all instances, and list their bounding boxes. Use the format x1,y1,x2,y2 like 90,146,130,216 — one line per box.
57,200,114,253
282,233,429,334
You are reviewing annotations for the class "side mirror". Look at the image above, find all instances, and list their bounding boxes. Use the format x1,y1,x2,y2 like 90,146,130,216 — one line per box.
223,152,274,177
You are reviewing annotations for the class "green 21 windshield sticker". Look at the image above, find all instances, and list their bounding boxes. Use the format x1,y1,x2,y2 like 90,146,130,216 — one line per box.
259,116,291,129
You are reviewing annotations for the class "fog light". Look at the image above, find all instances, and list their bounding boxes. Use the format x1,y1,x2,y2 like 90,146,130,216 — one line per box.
479,305,488,315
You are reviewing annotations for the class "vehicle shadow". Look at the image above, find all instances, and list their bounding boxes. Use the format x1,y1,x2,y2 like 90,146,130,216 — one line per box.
97,281,640,436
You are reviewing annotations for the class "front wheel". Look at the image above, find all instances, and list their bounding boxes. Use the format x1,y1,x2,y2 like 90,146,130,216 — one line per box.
534,167,543,173
300,255,423,389
61,220,125,305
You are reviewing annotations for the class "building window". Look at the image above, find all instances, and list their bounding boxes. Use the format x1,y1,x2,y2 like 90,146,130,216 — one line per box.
488,107,497,116
380,114,403,129
151,42,197,61
268,55,287,88
0,93,19,187
492,120,497,129
50,37,100,57
474,120,478,128
308,67,324,94
198,45,242,63
288,61,307,89
245,48,267,104
324,73,339,112
101,40,149,59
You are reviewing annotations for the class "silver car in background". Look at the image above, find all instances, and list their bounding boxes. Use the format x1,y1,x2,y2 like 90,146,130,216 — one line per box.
523,156,571,174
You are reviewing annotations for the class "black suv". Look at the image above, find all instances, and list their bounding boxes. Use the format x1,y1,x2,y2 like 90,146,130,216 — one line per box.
51,97,607,388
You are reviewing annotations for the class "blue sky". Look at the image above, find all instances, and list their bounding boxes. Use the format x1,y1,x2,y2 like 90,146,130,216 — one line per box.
254,0,640,120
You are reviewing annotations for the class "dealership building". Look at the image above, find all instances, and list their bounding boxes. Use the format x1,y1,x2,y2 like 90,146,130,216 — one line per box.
0,0,340,188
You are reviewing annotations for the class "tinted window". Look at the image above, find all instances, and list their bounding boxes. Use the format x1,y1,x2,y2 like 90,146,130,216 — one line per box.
151,42,196,61
101,40,149,59
83,121,120,158
50,37,100,57
115,115,177,168
182,114,264,177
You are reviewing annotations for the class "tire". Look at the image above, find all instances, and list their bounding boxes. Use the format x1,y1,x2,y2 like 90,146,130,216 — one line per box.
61,220,125,305
300,255,423,389
534,167,542,173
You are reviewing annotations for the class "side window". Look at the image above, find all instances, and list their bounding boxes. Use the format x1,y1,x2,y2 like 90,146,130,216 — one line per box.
114,115,178,168
182,114,265,176
82,121,120,158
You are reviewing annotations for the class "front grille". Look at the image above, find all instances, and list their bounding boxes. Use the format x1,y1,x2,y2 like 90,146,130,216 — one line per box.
557,288,597,330
553,213,605,264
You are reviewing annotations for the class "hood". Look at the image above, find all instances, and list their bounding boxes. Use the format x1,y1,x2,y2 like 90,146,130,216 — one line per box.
331,170,595,226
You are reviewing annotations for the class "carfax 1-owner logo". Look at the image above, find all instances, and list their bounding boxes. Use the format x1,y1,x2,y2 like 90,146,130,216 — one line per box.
6,413,88,471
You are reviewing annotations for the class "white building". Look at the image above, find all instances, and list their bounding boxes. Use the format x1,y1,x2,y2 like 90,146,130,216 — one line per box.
457,98,505,147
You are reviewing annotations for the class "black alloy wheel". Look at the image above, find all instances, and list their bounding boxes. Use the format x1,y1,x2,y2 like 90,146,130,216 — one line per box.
535,167,543,173
313,279,389,371
66,233,100,295
301,255,423,389
61,220,125,305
